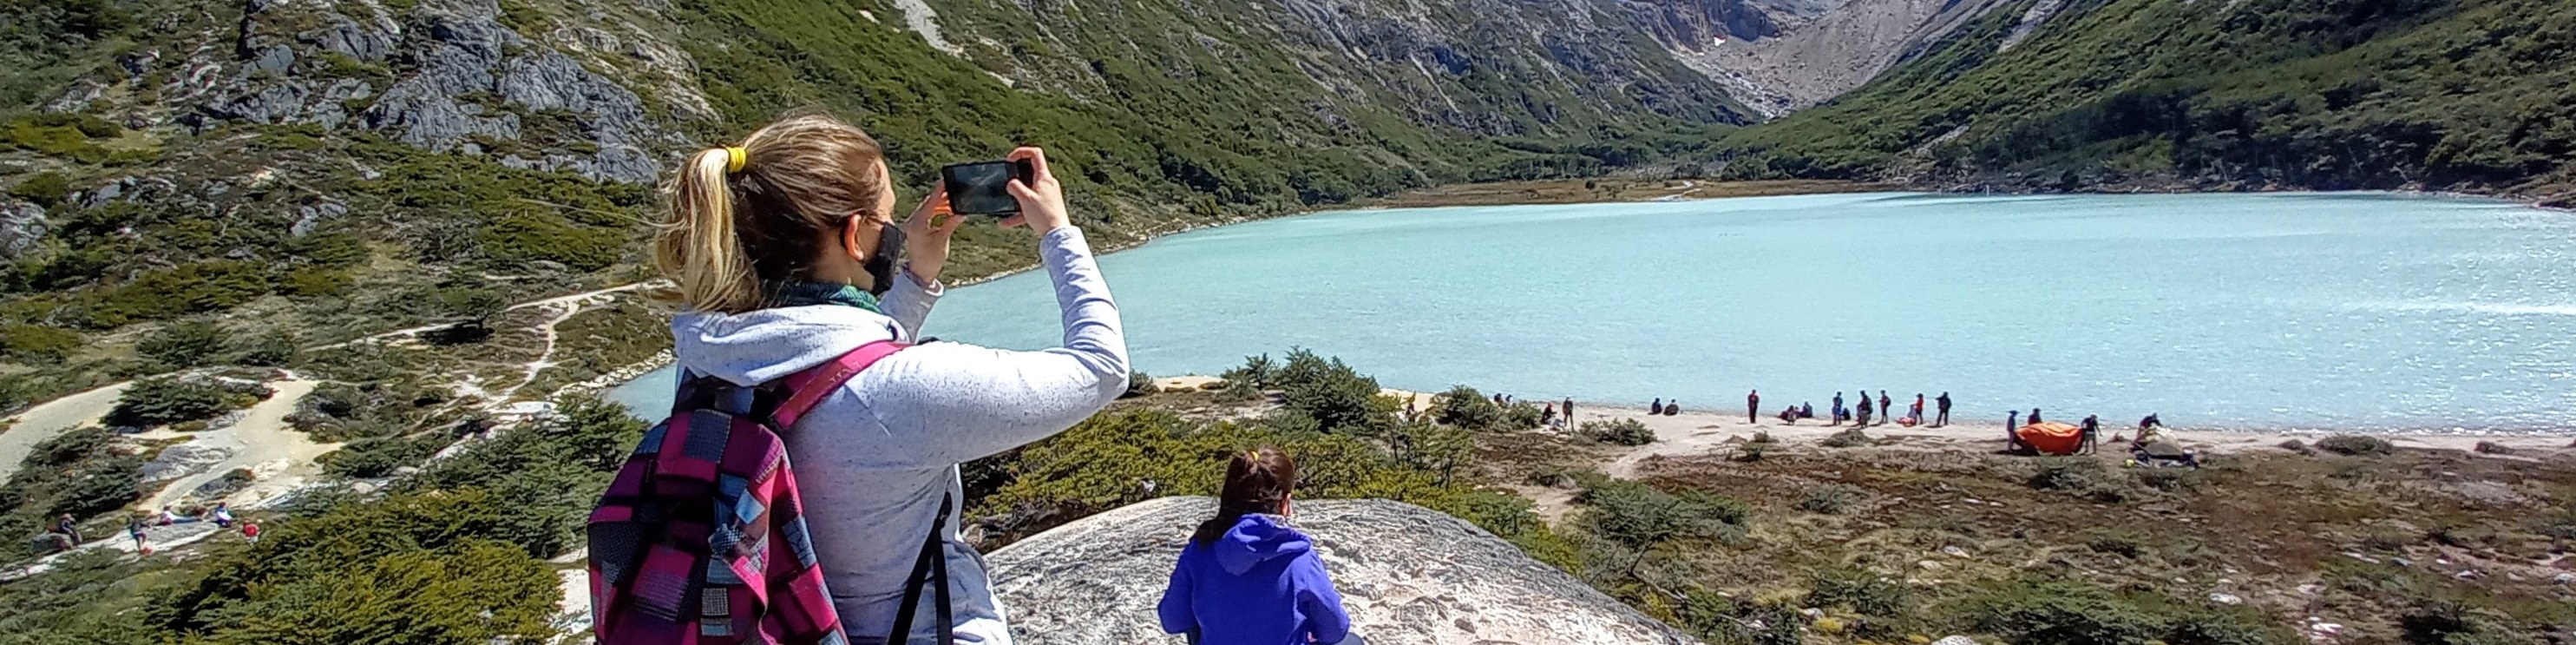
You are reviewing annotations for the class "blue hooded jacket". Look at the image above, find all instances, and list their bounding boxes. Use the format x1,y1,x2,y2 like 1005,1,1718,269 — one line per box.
1157,513,1352,645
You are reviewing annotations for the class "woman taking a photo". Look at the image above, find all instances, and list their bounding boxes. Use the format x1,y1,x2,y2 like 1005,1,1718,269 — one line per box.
655,113,1128,644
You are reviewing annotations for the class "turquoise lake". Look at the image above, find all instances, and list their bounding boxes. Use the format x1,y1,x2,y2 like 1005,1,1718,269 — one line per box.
610,192,2576,433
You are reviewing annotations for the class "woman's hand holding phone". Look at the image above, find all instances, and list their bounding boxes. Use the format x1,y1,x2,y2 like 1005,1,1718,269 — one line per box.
901,183,964,286
1000,147,1070,234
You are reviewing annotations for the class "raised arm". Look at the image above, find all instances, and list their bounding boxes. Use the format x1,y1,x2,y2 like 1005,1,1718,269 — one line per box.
867,226,1127,464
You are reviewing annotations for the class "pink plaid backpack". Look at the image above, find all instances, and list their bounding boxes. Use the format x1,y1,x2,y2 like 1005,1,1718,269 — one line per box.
588,341,954,645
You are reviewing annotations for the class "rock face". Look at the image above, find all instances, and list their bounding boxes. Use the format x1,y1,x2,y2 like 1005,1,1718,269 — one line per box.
988,497,1698,645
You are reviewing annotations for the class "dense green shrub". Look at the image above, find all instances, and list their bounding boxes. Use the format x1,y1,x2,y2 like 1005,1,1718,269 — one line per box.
1799,484,1865,515
4,171,70,207
1953,576,2294,645
1124,369,1155,398
2027,457,2134,503
1808,565,1909,617
1578,477,1748,573
106,378,254,428
1269,349,1387,434
2317,435,2396,457
320,433,451,478
233,330,298,366
1432,385,1503,430
138,319,230,368
1578,418,1655,446
395,396,646,557
0,323,82,361
153,490,559,643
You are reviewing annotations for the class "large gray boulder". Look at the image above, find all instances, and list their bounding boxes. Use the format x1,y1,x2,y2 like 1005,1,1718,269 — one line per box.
988,497,1698,645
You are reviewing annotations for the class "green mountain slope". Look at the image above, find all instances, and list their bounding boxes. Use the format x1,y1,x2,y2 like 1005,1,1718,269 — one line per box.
0,0,1751,406
1714,0,2576,199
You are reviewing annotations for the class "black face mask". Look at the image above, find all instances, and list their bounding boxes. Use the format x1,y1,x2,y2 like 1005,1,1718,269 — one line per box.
863,221,904,297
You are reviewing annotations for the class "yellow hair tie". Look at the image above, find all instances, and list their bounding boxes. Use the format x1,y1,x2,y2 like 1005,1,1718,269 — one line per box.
724,146,748,174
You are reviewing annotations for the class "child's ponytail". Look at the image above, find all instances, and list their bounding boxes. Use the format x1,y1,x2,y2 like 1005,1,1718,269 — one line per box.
1191,447,1299,548
656,147,763,313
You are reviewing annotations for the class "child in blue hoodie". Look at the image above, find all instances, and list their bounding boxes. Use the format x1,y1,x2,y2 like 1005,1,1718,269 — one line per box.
1158,448,1358,645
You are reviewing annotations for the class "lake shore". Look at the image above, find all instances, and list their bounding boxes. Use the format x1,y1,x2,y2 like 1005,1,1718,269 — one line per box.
1144,377,2576,451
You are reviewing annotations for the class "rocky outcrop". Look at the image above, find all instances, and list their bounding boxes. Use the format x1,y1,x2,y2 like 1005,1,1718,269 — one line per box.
166,0,667,183
988,497,1698,645
0,201,48,261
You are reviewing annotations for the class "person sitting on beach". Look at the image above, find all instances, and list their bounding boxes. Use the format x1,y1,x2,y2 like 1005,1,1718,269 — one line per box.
1650,398,1663,415
1779,407,1799,424
1800,403,1815,419
1856,399,1874,426
2028,407,2043,425
1664,400,1681,416
1159,448,1356,645
211,502,234,529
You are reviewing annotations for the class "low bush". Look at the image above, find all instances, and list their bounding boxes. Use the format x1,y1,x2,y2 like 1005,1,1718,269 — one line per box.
1808,565,1909,617
0,323,82,361
321,433,452,478
1799,484,1865,515
1820,427,1870,448
1578,418,1655,446
1953,576,2296,645
106,378,255,428
2026,457,2133,503
2317,434,2395,457
1579,477,1749,560
138,319,230,368
1124,369,1156,398
2086,529,2146,558
1432,385,1504,430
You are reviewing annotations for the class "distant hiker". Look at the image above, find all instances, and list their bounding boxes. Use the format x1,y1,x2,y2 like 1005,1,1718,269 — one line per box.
1651,398,1664,415
1563,398,1576,425
2080,415,2102,454
1935,392,1952,427
127,517,148,553
1779,406,1799,424
2005,411,2028,453
1801,403,1814,419
1832,392,1846,424
211,503,233,529
241,522,259,543
592,116,1128,644
1747,390,1760,424
1912,394,1925,423
1878,392,1892,423
1664,400,1681,416
55,513,80,544
1159,448,1356,645
2028,407,2043,425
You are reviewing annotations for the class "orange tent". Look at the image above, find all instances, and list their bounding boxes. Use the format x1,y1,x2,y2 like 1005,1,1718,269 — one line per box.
2016,422,2086,456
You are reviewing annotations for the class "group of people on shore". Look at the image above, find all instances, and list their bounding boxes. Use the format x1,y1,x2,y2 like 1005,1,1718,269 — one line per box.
47,503,259,555
1745,390,1954,428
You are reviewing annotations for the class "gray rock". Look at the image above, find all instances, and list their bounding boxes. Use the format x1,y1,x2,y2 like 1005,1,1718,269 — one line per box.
248,45,298,76
0,202,46,260
141,444,238,484
305,16,396,62
291,201,348,237
1931,637,1977,645
988,497,1699,645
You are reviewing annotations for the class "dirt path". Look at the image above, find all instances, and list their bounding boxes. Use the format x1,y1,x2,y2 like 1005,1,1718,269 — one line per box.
307,281,657,352
143,378,331,509
0,382,134,483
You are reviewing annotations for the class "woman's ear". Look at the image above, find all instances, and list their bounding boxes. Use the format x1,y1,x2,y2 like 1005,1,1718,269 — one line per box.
1277,493,1293,517
841,215,873,262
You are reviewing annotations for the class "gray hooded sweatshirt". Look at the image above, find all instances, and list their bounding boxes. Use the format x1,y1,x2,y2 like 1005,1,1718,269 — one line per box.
671,227,1127,644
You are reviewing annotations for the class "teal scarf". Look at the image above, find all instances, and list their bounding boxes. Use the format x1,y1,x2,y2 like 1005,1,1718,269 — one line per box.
770,280,882,313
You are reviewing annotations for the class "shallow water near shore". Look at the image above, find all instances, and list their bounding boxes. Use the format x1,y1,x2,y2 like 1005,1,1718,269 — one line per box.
611,192,2576,433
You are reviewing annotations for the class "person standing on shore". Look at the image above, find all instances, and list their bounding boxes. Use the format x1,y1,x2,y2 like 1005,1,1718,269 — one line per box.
1831,392,1845,425
1910,394,1925,425
128,517,149,554
1878,392,1892,425
1564,398,1576,426
1746,390,1760,424
1935,392,1951,427
1857,391,1872,425
2006,411,2024,452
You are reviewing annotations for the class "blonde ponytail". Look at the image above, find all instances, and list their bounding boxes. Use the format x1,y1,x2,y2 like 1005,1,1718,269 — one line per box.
653,114,892,314
655,148,762,313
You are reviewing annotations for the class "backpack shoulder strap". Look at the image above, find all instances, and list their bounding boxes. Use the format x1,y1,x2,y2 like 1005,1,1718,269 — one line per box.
770,340,908,429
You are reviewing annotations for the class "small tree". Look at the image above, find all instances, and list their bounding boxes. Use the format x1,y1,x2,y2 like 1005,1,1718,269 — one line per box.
1578,418,1655,445
107,378,241,427
140,319,231,368
1432,385,1503,430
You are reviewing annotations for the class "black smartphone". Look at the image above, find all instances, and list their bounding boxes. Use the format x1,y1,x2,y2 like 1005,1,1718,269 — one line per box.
941,159,1036,216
